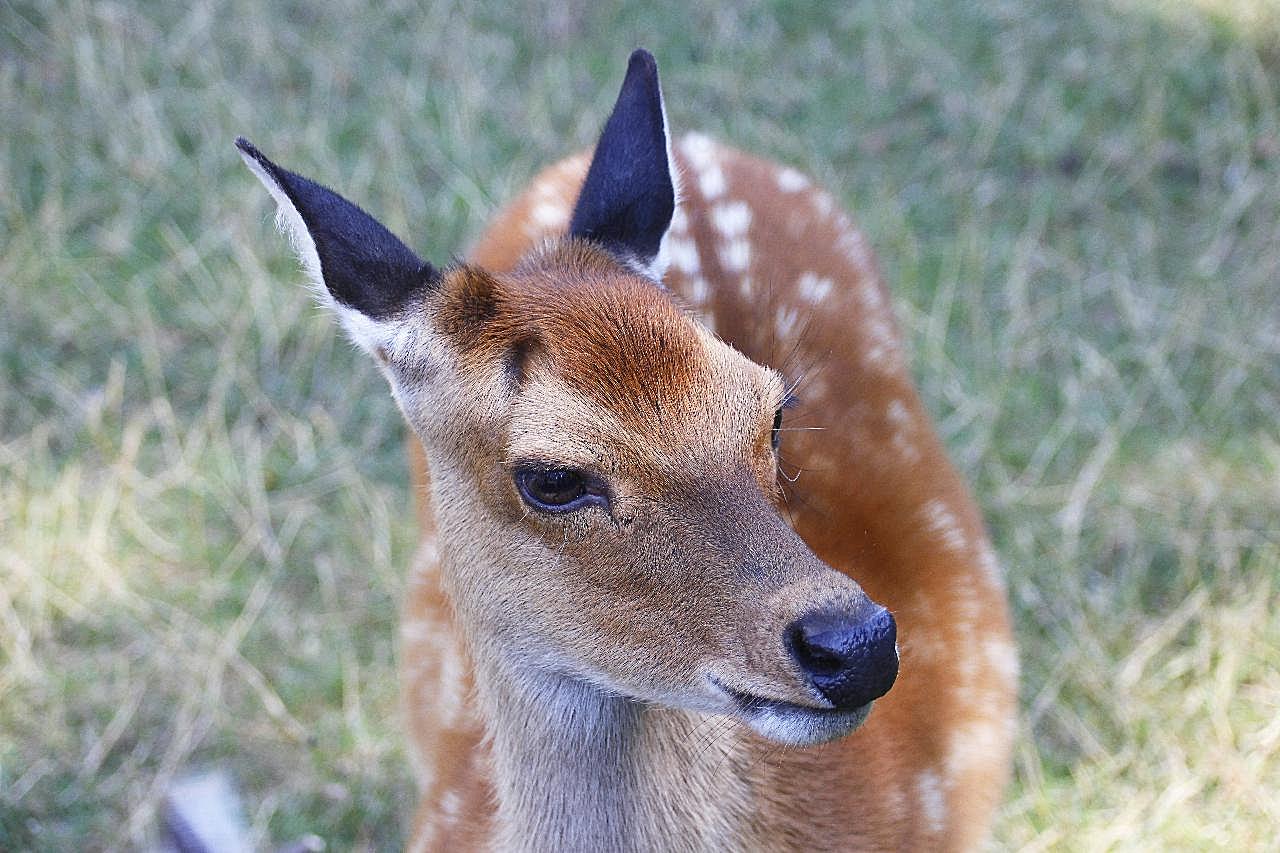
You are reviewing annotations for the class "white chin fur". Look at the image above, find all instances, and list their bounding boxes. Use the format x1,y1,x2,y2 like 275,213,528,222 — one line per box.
740,701,874,746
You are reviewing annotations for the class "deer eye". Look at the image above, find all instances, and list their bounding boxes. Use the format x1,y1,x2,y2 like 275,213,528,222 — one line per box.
771,407,784,451
514,467,602,514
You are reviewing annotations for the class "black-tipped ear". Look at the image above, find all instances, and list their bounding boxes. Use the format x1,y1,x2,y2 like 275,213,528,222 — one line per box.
569,49,676,279
236,137,438,319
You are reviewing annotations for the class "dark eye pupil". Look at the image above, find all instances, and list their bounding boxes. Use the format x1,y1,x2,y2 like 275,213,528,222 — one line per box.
771,408,784,451
527,469,586,506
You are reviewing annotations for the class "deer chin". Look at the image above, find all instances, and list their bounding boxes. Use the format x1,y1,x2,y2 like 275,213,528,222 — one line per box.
708,677,874,746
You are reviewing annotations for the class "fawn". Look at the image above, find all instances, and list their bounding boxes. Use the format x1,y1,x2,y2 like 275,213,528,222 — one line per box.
239,49,1016,852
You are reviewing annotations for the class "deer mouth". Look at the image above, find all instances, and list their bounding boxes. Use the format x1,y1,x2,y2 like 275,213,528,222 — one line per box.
707,678,874,746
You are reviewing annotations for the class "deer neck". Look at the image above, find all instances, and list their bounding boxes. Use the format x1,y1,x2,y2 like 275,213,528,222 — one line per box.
476,657,755,852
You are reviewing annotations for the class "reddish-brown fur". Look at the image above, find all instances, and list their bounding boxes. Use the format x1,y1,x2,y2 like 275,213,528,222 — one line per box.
401,138,1016,850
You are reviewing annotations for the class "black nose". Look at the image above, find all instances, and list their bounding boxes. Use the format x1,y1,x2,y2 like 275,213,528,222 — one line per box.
786,605,899,710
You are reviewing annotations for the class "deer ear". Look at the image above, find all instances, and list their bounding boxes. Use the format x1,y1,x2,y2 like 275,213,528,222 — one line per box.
236,137,438,353
569,49,679,282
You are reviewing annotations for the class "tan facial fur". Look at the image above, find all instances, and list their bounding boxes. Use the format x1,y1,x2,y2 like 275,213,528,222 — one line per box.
392,244,879,729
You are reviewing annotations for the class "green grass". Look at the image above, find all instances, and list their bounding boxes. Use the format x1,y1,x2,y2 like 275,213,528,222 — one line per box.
3,0,1279,848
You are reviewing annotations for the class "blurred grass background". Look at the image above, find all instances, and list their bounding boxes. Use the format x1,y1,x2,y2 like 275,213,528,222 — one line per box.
3,0,1279,849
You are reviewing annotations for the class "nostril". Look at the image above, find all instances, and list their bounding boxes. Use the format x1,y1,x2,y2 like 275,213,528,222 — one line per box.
786,606,899,710
788,624,851,677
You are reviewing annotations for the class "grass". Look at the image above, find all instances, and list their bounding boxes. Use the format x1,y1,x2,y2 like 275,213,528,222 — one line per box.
3,0,1279,848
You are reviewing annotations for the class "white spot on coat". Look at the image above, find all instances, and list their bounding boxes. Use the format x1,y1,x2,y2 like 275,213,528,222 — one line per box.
977,541,1005,588
711,200,752,237
886,398,921,462
530,201,569,228
777,167,810,192
533,179,561,201
699,164,726,199
440,788,462,819
851,282,901,370
903,628,949,664
687,276,709,304
554,152,590,178
858,280,887,314
679,132,727,199
776,305,800,340
718,238,751,272
836,228,872,273
922,498,967,553
401,620,437,643
886,398,911,428
811,190,835,217
983,637,1020,686
434,641,466,725
796,271,833,303
669,205,689,234
945,719,1009,780
667,237,701,276
916,769,947,833
679,132,716,169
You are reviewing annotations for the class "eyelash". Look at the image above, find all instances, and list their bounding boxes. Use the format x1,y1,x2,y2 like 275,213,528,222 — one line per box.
772,388,798,452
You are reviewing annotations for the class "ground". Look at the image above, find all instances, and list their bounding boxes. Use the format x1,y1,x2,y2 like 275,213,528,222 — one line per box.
2,0,1278,848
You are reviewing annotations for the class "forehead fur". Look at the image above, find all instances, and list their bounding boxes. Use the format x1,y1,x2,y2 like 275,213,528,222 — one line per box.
438,240,761,428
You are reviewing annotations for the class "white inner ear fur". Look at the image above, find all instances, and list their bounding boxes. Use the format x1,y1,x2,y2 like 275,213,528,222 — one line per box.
239,148,399,359
644,80,682,285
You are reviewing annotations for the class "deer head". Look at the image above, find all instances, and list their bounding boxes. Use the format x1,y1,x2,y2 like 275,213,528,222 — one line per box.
238,50,897,747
